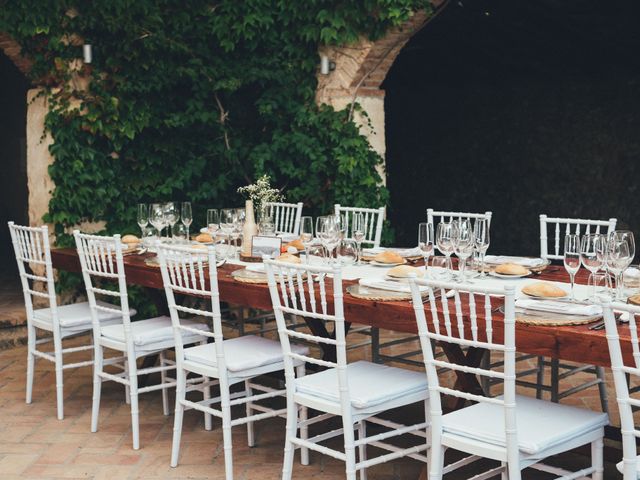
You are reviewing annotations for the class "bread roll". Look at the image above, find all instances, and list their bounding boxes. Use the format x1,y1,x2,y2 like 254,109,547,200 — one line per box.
373,251,404,264
495,263,529,276
121,234,140,245
276,252,301,264
195,232,213,243
521,282,567,298
284,238,304,251
387,265,424,278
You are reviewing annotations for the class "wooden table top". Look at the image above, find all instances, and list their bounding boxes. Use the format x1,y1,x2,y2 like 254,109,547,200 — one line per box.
50,248,634,367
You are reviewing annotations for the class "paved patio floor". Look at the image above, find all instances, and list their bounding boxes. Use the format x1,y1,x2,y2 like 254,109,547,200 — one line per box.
0,322,624,479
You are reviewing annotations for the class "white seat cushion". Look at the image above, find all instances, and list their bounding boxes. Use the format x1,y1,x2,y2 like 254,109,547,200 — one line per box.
442,394,608,455
183,336,308,373
294,360,428,409
101,316,208,347
616,456,640,475
33,301,133,335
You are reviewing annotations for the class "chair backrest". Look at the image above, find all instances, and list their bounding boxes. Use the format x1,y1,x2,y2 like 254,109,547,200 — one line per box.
408,278,518,465
539,214,617,260
602,300,640,479
8,222,59,329
334,204,385,248
265,201,304,236
73,231,131,343
263,259,353,412
157,244,220,370
426,209,492,228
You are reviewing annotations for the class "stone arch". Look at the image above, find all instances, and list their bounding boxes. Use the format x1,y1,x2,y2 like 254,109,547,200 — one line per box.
315,1,446,180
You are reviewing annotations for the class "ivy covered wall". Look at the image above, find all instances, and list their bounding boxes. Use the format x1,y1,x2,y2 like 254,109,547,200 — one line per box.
0,1,432,248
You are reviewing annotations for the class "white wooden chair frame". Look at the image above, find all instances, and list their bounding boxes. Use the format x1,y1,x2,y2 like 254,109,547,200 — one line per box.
334,204,385,248
409,278,605,480
74,231,206,450
539,214,617,261
264,259,428,480
265,201,304,236
602,300,640,479
426,208,492,228
9,222,98,420
157,244,307,479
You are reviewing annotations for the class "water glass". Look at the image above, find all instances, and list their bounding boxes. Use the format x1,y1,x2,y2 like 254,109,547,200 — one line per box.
608,230,635,300
149,203,166,239
352,213,365,264
207,209,220,236
452,219,474,282
337,239,358,266
418,222,434,270
564,234,581,301
163,202,179,238
474,218,490,276
436,222,455,278
581,233,604,300
137,203,149,236
181,202,192,240
300,216,314,263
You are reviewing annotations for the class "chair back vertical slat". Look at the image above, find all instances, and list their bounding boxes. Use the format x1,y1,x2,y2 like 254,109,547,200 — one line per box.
602,301,640,479
334,205,385,248
469,292,478,342
265,202,304,236
539,215,617,260
453,291,465,340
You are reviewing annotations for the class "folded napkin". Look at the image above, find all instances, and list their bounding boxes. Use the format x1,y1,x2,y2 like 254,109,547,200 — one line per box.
624,267,640,278
359,277,428,293
485,255,545,268
362,247,422,258
515,299,602,316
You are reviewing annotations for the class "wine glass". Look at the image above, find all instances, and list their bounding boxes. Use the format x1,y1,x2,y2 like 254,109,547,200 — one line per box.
609,231,635,300
581,233,604,300
564,234,581,301
352,213,365,264
452,219,475,282
337,239,358,266
333,213,347,240
207,209,220,238
163,202,179,239
418,222,434,274
474,218,490,277
300,216,314,264
220,208,237,258
233,207,246,251
316,216,339,264
137,203,149,237
149,203,166,239
181,202,192,241
436,222,455,278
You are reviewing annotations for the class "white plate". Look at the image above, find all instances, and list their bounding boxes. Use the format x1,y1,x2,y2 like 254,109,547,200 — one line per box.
521,291,568,300
370,260,406,267
488,271,531,279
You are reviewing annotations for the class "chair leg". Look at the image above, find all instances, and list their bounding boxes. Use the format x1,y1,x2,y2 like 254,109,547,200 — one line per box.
371,327,380,363
428,442,444,480
127,357,140,450
357,421,367,480
124,360,130,404
344,419,357,480
591,437,604,480
170,369,186,467
535,356,545,399
53,336,64,420
595,366,609,414
295,364,308,466
281,398,298,480
245,379,255,447
203,375,212,431
91,344,104,433
159,351,170,416
25,326,36,405
500,462,507,480
221,398,234,480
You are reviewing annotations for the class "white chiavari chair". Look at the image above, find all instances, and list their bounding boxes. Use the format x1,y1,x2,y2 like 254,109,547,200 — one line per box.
602,300,640,479
334,204,385,248
157,245,309,479
409,278,607,480
265,201,304,236
74,231,209,450
264,259,429,480
539,214,617,261
8,222,129,420
534,214,616,412
426,208,492,229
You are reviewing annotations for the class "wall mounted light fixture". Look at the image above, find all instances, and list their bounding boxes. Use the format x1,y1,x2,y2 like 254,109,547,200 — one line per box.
320,55,336,75
83,44,92,64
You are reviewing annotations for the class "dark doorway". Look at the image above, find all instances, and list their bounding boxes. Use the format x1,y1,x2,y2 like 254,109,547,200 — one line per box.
0,51,29,276
384,0,640,255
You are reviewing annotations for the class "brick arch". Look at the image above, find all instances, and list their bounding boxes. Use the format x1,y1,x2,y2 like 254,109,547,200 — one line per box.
0,32,32,76
315,1,445,105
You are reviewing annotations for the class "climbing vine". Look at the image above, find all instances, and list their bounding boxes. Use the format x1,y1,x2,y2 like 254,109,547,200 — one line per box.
0,0,431,304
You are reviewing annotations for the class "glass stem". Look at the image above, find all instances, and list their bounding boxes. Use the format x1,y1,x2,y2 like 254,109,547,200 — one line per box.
459,256,466,282
570,273,575,301
617,273,624,300
480,252,486,277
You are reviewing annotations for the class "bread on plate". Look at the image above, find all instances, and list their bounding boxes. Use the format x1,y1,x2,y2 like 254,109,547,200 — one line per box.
521,282,567,298
387,265,424,279
284,238,305,251
276,253,301,264
495,263,529,276
195,232,213,243
121,234,140,245
373,251,404,264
